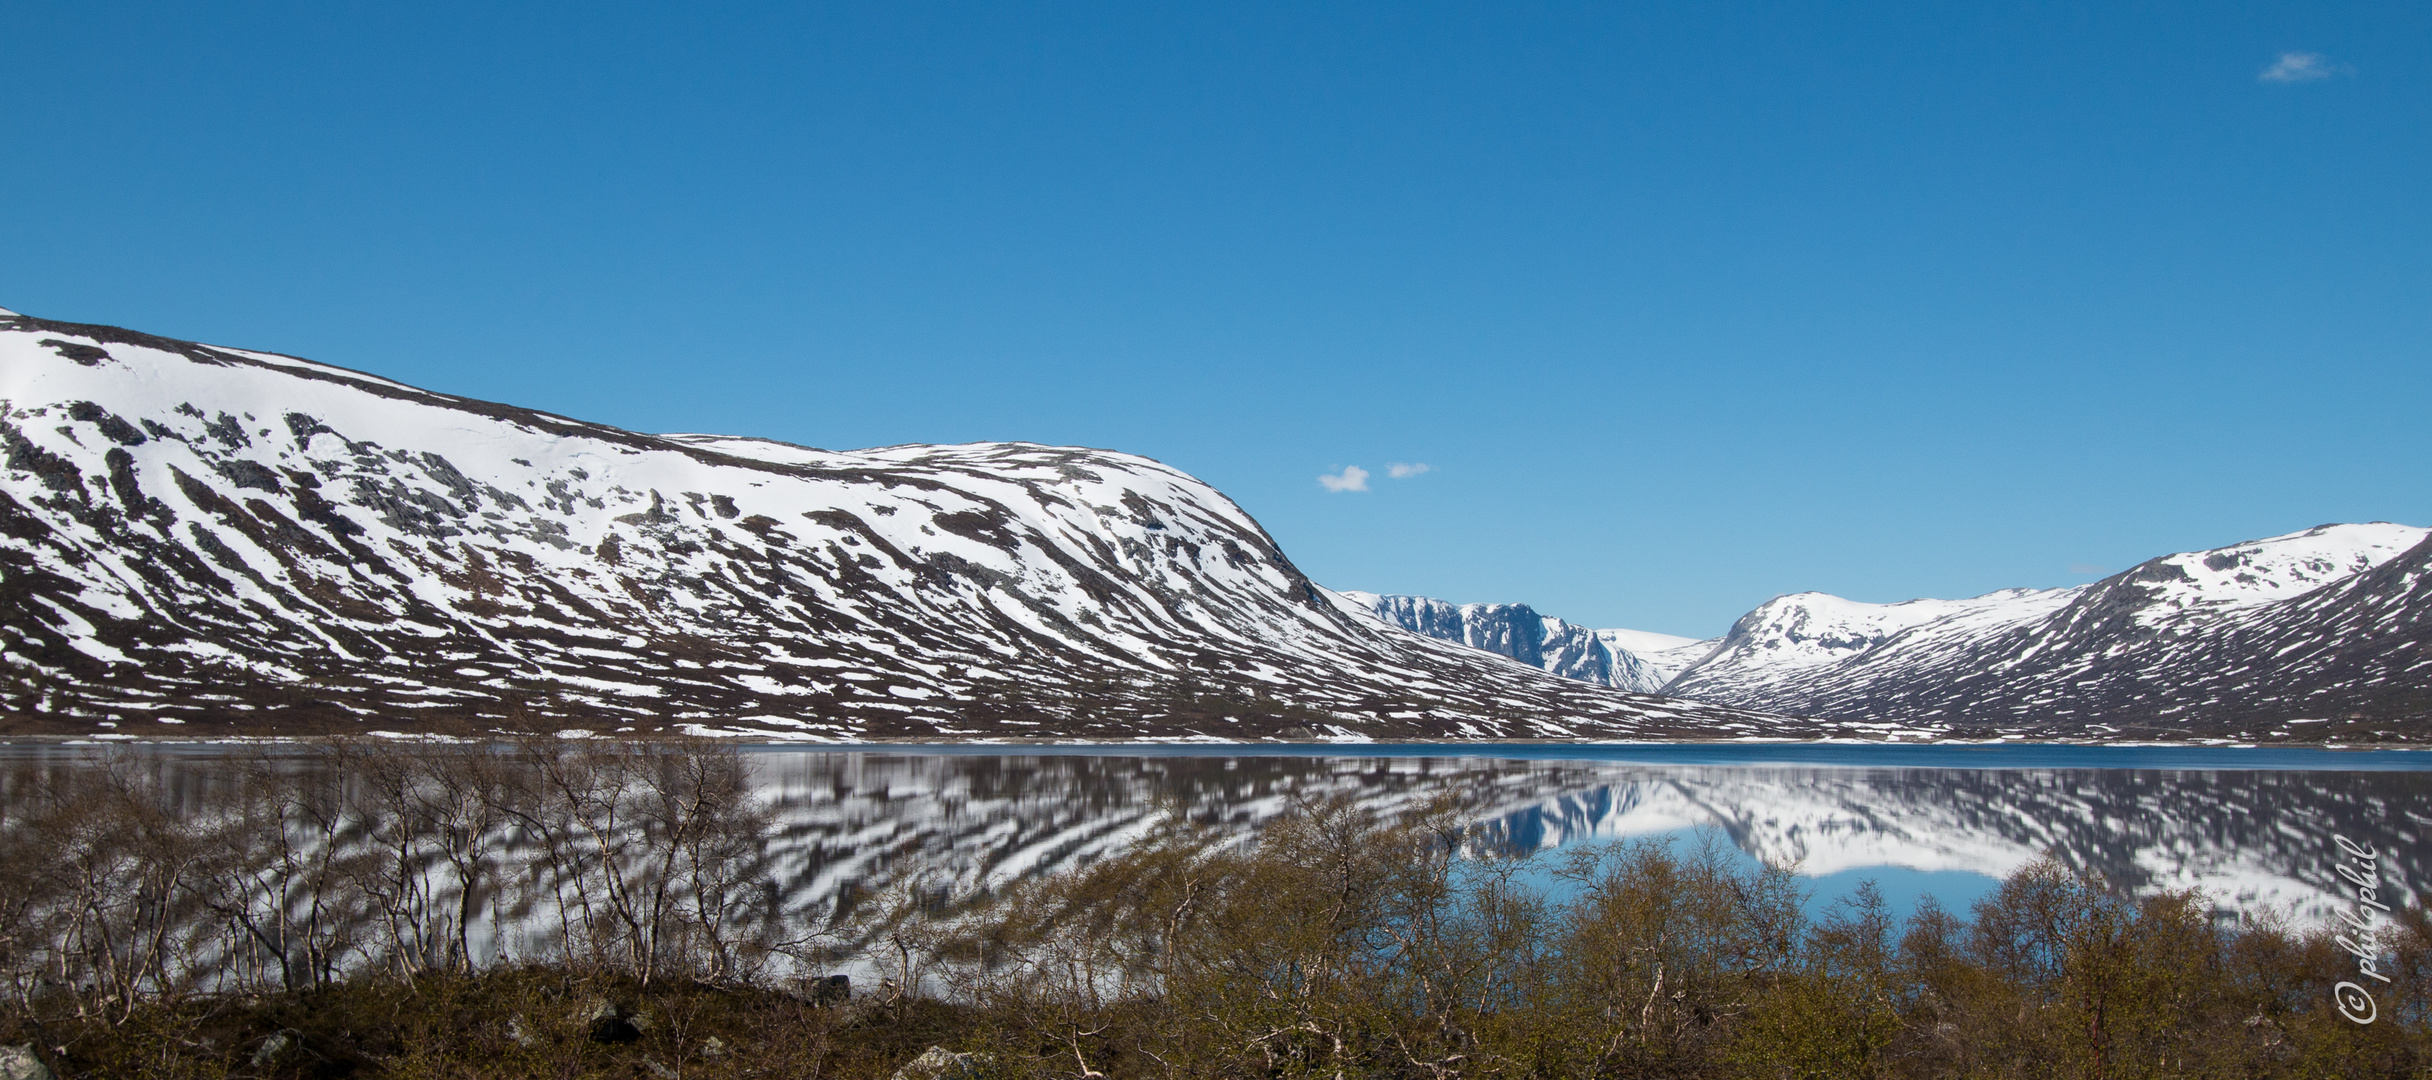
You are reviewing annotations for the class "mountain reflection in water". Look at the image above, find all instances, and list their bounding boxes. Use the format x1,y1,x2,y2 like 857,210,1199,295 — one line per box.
10,743,2427,928
739,744,2431,926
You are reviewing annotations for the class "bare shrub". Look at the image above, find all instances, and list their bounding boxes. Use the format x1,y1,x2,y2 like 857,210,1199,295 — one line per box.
499,737,777,984
3,746,2428,1080
6,753,218,1020
191,745,365,993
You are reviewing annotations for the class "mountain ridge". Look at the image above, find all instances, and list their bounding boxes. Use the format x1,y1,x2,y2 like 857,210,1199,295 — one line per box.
10,307,2419,743
0,308,1852,742
1341,592,1672,693
1378,522,2432,740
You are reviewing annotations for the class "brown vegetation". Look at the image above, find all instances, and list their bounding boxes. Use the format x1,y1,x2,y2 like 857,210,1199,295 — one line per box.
0,742,2425,1078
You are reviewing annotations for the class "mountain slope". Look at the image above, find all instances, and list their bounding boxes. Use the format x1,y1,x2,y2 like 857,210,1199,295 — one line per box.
0,309,1846,741
1663,587,2084,705
1361,523,2431,740
1664,523,2432,739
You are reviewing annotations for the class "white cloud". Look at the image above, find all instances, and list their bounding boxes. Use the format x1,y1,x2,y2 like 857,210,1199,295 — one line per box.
2259,52,2337,83
1318,465,1370,492
1387,462,1433,479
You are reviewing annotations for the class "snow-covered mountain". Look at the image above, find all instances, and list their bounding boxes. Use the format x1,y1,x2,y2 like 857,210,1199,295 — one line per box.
1382,523,2432,740
0,308,1865,741
1668,522,2432,739
1343,593,1675,692
1593,627,1714,685
1663,586,2085,706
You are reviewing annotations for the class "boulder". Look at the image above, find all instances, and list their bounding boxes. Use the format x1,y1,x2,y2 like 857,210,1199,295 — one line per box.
249,1030,301,1070
505,1014,543,1050
0,1046,54,1080
575,997,641,1044
805,973,851,1005
889,1046,992,1080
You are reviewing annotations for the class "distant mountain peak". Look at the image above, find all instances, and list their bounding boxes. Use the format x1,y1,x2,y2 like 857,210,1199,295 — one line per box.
1664,524,2432,738
1362,522,2432,741
2111,522,2427,626
1347,592,1695,692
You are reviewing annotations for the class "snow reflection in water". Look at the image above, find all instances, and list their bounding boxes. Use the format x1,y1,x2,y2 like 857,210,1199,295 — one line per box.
9,742,2427,929
736,743,2432,926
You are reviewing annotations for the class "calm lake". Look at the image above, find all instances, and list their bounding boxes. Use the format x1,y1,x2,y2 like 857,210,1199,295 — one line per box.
10,741,2428,928
732,742,2432,926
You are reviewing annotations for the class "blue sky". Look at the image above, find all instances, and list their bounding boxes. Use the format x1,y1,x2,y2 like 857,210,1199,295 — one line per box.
4,1,2425,637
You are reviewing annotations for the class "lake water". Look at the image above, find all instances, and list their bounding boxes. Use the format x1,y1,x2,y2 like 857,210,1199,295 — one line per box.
12,741,2428,928
728,741,2432,926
